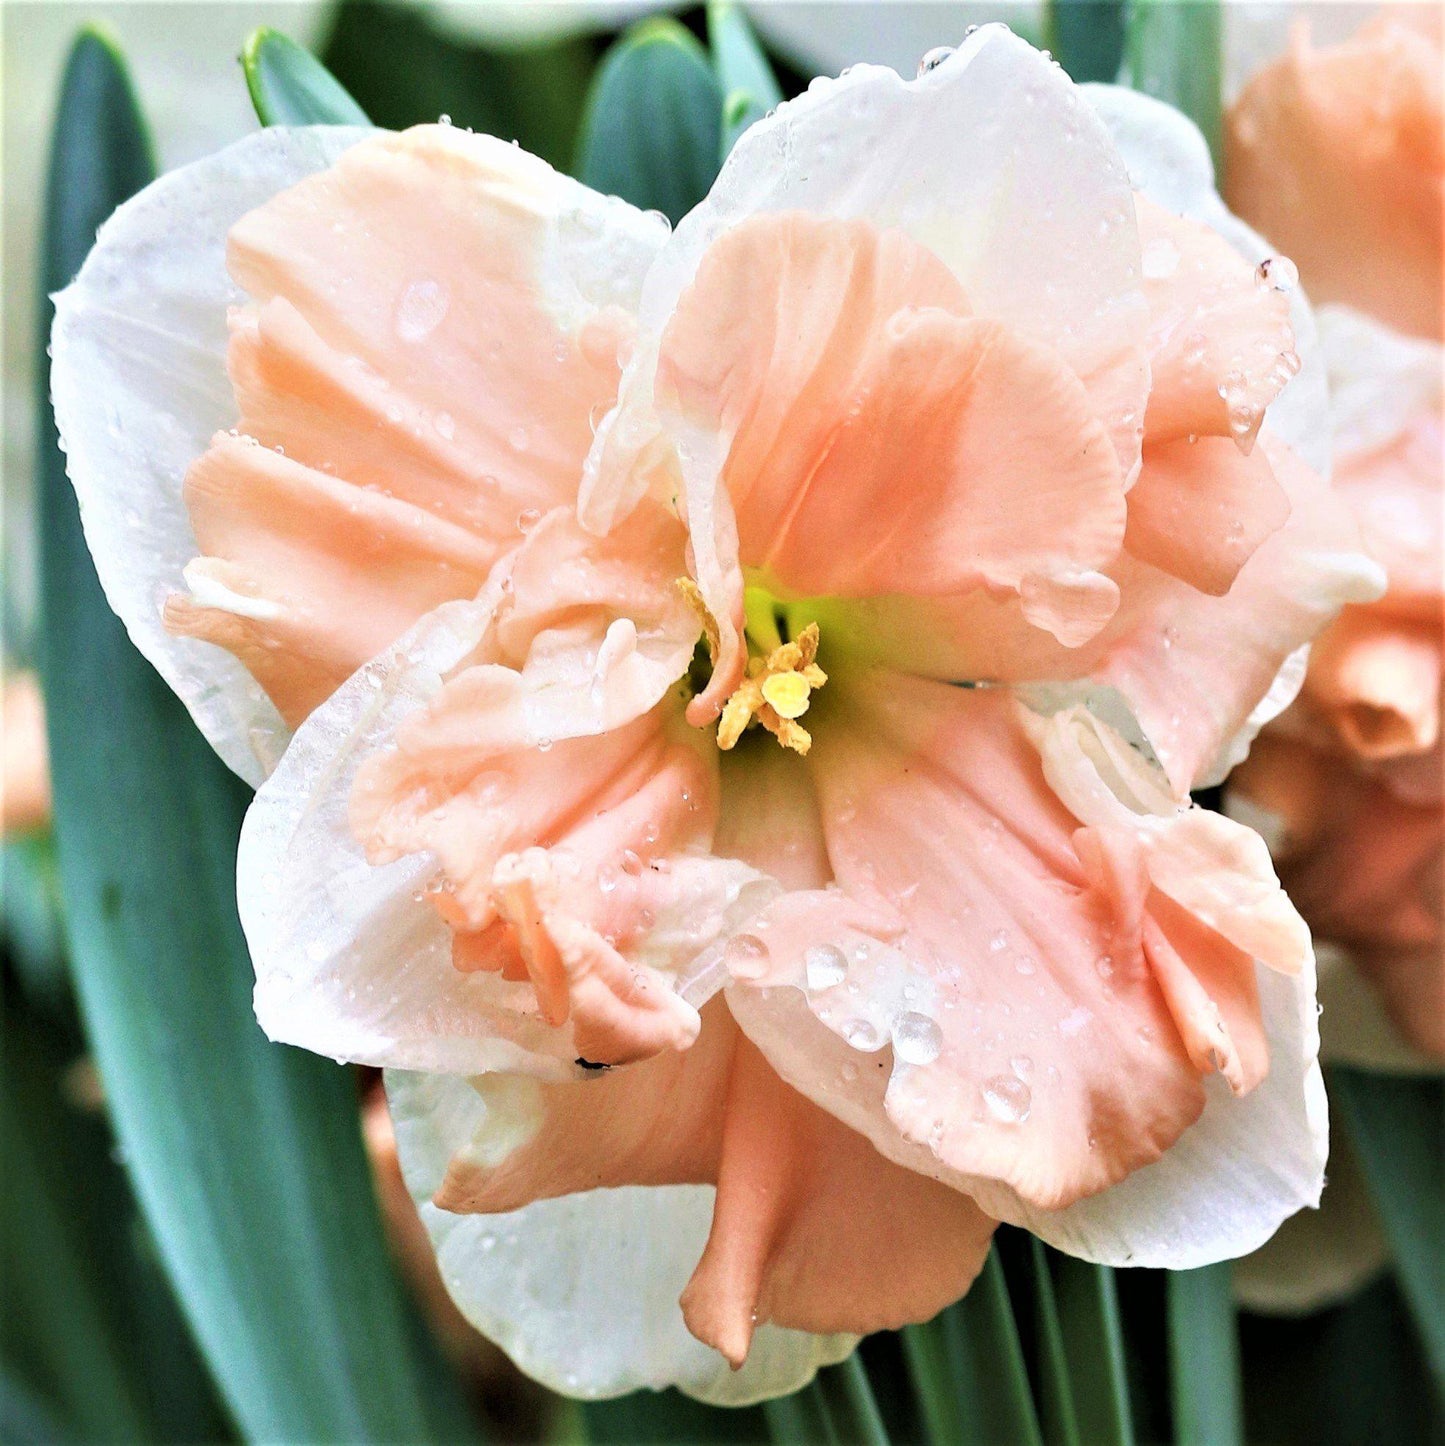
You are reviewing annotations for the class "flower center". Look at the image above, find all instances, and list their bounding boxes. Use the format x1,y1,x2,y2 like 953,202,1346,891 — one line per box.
677,580,829,755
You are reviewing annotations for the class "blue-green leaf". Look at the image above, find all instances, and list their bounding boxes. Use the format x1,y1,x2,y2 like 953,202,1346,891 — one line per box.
1332,1069,1445,1386
1123,0,1222,167
708,2,783,158
1051,1256,1135,1445
1048,0,1126,83
1027,1239,1082,1446
576,18,723,223
38,30,475,1444
242,26,368,127
1167,1263,1242,1445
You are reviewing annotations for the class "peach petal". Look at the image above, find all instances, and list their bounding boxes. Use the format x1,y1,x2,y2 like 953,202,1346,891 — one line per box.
1124,435,1290,596
1303,610,1441,760
427,999,995,1365
728,676,1215,1213
655,212,1127,646
172,124,666,726
1225,16,1444,341
1135,196,1297,449
167,433,496,723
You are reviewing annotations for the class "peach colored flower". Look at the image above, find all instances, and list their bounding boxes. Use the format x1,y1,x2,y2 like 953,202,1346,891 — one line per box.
2,672,51,836
1225,7,1443,341
1226,13,1444,1069
54,29,1381,1402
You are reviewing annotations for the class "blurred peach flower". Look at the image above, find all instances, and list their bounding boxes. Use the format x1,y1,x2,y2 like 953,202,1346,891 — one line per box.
53,28,1381,1401
1225,10,1444,1068
2,672,51,835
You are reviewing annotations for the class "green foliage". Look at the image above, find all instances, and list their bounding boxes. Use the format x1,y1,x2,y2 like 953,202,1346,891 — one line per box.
1166,1264,1242,1446
1123,0,1223,166
37,30,477,1445
1332,1069,1445,1388
577,18,723,222
708,2,783,158
321,0,597,172
1048,0,1127,83
242,26,369,127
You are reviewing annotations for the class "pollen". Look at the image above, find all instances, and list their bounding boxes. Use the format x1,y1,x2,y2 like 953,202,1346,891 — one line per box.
717,623,827,755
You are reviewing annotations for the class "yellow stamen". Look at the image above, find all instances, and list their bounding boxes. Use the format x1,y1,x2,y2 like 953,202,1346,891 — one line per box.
675,576,719,663
717,621,827,755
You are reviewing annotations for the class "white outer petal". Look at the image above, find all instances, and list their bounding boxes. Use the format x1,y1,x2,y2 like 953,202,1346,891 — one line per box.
50,126,373,786
965,956,1328,1267
386,1068,857,1404
238,584,585,1077
1083,81,1332,481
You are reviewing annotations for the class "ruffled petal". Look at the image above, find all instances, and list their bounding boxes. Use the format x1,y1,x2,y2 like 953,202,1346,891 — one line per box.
238,505,757,1072
654,211,1126,642
172,124,668,730
1123,435,1289,595
1224,15,1444,341
584,24,1150,714
834,436,1383,794
387,1066,857,1403
1084,82,1333,479
51,126,369,784
1134,196,1297,452
424,999,995,1366
721,675,1301,1219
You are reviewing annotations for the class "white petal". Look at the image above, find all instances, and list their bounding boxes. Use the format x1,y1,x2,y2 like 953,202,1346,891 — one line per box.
1083,81,1332,480
386,1067,856,1403
50,126,372,786
238,584,584,1076
965,956,1328,1268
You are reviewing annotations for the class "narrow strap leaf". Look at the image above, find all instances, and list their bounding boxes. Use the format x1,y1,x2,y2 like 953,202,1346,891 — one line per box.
1332,1068,1445,1387
708,1,783,158
1051,1256,1135,1445
1122,0,1223,169
38,33,475,1443
1047,0,1126,82
816,1351,891,1446
1027,1238,1082,1446
901,1314,974,1446
576,17,723,223
242,26,369,127
764,1380,839,1445
1166,1263,1242,1445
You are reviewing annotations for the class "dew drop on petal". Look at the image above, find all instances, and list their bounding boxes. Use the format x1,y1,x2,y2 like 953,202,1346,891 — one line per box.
982,1074,1032,1124
394,278,450,343
843,1018,881,1050
892,1012,942,1066
805,943,848,991
725,933,771,980
918,44,955,75
1255,255,1299,293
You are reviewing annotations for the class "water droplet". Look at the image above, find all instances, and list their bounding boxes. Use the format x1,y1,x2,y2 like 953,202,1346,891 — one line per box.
892,1012,942,1066
433,410,456,440
619,849,643,877
1095,954,1115,980
917,45,955,75
982,1074,1032,1124
843,1018,881,1051
1010,1054,1033,1079
438,113,452,126
724,934,771,980
394,278,450,343
516,507,542,534
988,929,1009,954
805,943,848,991
1255,255,1298,292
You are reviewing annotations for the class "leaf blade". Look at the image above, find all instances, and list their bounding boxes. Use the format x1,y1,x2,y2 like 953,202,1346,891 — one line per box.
1166,1263,1242,1446
576,17,723,222
242,26,369,127
708,2,783,158
38,31,474,1444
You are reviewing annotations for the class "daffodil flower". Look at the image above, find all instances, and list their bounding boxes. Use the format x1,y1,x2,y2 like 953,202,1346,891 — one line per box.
54,27,1384,1403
